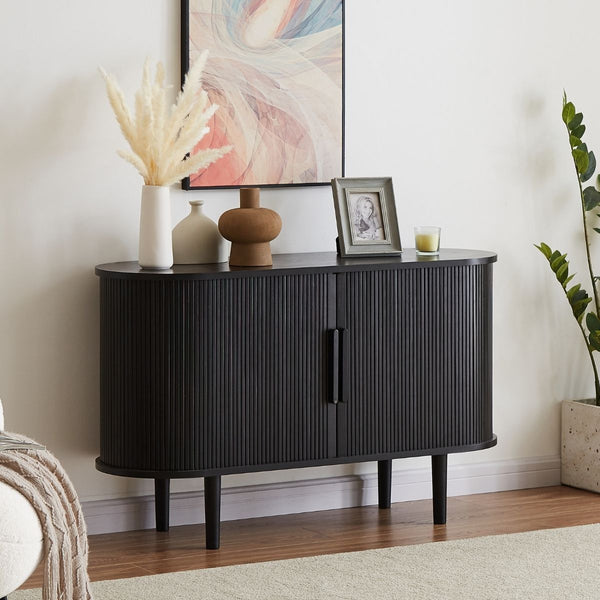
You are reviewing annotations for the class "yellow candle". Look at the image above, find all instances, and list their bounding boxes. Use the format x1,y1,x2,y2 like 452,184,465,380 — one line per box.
415,233,439,252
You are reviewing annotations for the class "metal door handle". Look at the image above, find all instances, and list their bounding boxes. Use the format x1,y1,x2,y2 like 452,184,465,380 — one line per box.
330,329,340,404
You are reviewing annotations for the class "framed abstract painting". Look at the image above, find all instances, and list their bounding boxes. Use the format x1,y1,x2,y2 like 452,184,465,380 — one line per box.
181,0,345,189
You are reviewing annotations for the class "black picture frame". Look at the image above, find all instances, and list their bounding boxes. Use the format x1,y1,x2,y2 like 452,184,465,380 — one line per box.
331,177,402,257
180,0,345,190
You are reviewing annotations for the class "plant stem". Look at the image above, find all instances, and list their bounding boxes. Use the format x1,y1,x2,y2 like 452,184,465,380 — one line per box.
567,125,600,316
577,319,600,403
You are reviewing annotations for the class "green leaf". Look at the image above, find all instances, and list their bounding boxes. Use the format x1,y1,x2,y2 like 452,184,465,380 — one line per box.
549,250,561,263
556,262,569,283
590,330,600,352
583,186,600,211
563,101,576,124
567,283,582,300
574,148,590,174
581,151,597,183
568,113,584,130
587,312,600,332
572,124,586,139
573,297,592,321
535,242,552,259
572,289,589,303
594,228,600,234
571,135,582,148
550,253,567,271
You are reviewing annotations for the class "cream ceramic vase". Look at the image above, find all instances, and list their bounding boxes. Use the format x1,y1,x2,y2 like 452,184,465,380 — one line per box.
172,200,228,264
561,398,600,492
139,185,173,270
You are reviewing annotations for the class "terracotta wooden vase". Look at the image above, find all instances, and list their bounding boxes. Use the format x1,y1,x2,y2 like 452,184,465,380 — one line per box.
218,188,282,267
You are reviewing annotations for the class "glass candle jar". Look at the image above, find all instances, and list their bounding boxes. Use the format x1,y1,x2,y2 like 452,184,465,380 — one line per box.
414,226,441,255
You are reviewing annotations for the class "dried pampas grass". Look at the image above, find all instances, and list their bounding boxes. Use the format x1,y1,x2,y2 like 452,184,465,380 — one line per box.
100,52,231,187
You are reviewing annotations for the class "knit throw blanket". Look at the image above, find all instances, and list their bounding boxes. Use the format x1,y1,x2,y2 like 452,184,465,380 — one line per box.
0,434,93,600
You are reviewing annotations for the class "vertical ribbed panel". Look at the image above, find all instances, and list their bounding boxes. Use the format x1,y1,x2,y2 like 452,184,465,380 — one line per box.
100,273,330,471
340,264,493,456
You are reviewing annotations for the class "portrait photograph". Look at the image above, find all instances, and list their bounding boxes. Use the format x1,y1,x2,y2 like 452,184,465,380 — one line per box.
347,192,386,244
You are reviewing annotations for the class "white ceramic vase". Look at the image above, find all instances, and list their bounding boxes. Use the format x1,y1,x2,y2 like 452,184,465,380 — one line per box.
172,199,228,264
139,185,173,270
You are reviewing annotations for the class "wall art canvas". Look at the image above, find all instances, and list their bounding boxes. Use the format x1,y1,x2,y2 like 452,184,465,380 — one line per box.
182,0,344,189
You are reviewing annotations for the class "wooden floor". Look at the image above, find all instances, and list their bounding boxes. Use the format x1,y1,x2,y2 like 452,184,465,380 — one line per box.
23,485,600,588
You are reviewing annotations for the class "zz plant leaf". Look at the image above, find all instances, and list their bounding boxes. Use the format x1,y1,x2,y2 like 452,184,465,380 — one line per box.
562,100,576,125
568,113,584,130
590,330,600,352
572,124,586,140
581,152,596,183
583,186,600,211
587,313,600,351
573,145,590,175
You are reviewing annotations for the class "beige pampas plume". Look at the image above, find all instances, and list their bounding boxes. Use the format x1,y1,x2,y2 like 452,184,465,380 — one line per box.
100,51,231,186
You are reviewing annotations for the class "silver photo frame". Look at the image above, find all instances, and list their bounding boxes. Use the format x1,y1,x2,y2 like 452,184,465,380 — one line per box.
331,177,402,257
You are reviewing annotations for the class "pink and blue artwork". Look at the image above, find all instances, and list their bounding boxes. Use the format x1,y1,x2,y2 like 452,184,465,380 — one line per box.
183,0,344,189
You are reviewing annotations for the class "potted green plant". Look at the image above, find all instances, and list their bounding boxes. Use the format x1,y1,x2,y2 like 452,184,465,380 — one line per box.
536,93,600,492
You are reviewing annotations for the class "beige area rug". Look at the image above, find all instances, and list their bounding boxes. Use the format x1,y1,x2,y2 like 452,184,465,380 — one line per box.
13,524,600,599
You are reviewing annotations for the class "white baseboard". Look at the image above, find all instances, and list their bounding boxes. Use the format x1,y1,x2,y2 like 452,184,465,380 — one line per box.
82,455,561,535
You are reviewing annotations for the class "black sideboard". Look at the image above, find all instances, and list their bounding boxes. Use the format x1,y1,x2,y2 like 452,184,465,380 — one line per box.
95,249,497,548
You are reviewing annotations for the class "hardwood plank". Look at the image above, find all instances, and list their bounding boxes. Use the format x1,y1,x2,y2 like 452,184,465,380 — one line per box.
20,485,600,589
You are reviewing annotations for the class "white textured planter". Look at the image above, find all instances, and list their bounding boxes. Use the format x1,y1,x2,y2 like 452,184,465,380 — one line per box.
172,200,228,264
139,185,173,270
561,399,600,492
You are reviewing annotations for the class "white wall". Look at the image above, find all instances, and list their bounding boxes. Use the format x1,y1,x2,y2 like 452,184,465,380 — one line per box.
0,0,597,505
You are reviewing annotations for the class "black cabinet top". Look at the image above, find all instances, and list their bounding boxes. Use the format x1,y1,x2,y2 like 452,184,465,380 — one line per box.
96,249,497,280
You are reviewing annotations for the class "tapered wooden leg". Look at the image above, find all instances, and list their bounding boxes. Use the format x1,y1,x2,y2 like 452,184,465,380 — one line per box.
205,475,221,549
155,478,170,532
377,459,392,509
432,454,447,524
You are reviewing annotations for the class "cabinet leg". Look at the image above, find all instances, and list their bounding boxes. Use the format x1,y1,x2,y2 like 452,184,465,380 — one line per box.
377,459,392,509
431,454,447,524
205,475,221,550
155,478,170,532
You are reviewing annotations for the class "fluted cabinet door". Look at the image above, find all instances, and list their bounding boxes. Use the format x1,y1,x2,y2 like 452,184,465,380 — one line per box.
337,264,493,457
100,273,332,472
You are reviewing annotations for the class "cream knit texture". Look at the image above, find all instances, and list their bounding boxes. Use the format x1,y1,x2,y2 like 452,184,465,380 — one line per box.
0,435,92,600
